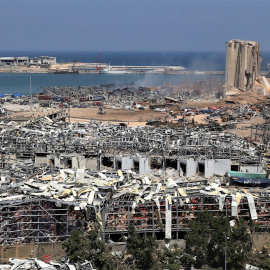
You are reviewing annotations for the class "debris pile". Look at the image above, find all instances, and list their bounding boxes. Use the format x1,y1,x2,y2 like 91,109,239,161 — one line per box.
0,258,94,270
0,165,268,244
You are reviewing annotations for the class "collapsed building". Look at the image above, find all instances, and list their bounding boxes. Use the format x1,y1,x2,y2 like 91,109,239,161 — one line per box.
0,119,263,178
0,117,267,245
225,39,261,93
0,166,268,245
0,77,269,249
37,83,185,108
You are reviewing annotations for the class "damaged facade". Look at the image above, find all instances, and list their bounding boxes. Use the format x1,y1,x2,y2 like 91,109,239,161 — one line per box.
0,119,262,177
0,167,268,245
225,39,261,93
0,116,267,245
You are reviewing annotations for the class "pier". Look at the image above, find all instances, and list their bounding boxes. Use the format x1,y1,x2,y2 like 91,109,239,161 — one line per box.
0,62,225,75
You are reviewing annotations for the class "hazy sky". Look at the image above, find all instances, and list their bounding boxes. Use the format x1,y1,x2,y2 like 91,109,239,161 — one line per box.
1,0,269,52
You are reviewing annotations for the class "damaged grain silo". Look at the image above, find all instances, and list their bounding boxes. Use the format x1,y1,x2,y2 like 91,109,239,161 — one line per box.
225,39,261,93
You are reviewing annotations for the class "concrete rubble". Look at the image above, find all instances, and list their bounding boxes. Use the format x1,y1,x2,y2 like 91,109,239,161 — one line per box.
0,258,94,269
1,38,270,267
0,116,267,244
0,164,268,244
0,118,263,177
0,64,268,264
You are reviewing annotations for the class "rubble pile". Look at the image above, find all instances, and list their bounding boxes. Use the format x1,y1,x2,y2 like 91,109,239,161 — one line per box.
0,168,122,244
0,258,94,270
0,113,267,244
0,119,261,166
0,165,268,244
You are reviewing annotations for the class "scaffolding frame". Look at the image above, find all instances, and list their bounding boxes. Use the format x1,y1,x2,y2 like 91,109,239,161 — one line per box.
103,193,270,240
0,198,95,244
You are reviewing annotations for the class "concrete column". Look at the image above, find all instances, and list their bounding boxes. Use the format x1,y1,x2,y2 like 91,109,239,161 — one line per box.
121,157,133,171
139,157,151,174
180,158,198,177
213,159,231,176
204,160,214,178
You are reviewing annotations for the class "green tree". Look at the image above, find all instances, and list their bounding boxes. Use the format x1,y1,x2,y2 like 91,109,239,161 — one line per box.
126,224,159,270
62,229,89,261
249,245,270,269
185,211,252,269
62,229,117,270
259,259,270,269
158,243,194,270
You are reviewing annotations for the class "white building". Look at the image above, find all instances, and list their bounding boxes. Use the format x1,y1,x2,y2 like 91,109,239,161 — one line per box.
29,56,56,66
0,57,29,66
0,56,56,66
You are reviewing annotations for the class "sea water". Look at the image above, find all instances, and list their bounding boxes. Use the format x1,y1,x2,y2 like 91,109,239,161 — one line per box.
0,50,268,95
0,73,224,96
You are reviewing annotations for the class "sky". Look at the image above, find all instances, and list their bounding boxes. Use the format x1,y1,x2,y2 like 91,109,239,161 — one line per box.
0,0,270,52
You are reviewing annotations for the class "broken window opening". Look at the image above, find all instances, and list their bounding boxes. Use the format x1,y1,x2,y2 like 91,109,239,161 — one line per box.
150,157,163,169
49,159,55,166
165,159,177,170
198,163,205,174
231,164,239,171
116,161,122,170
180,163,187,175
67,159,72,168
36,153,48,157
101,157,114,168
133,160,140,173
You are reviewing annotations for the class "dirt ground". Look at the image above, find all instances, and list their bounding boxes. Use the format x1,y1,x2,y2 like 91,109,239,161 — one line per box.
69,107,170,124
69,100,265,136
227,117,265,138
69,105,212,127
5,86,267,136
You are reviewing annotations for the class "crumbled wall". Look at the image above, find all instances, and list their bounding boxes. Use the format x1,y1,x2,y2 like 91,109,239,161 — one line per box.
225,39,261,93
0,242,65,263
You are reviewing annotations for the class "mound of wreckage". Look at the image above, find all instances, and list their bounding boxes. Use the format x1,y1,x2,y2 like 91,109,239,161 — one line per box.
0,258,93,270
0,118,264,176
0,166,268,245
0,117,267,244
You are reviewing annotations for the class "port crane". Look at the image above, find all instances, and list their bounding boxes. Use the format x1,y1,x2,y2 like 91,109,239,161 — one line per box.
96,52,102,70
72,60,78,73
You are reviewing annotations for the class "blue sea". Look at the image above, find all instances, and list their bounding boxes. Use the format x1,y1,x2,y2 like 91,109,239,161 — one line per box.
0,51,269,95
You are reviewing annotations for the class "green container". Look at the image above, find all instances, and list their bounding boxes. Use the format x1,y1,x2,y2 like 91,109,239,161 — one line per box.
227,171,267,179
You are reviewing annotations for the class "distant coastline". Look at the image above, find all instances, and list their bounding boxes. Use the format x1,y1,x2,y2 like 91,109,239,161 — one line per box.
0,62,188,74
0,51,269,71
0,64,225,75
0,51,227,71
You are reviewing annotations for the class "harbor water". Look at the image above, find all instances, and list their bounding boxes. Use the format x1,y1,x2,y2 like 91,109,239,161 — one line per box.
0,51,226,95
0,73,224,96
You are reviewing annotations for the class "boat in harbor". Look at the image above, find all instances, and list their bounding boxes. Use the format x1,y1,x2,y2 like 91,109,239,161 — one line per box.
54,69,79,74
99,64,130,74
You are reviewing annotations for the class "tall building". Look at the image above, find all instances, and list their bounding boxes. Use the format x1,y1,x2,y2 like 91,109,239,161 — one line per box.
225,39,261,93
